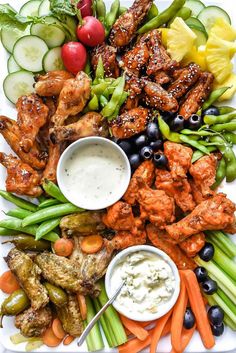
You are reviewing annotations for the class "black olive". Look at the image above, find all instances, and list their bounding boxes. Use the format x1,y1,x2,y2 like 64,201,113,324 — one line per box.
208,306,224,326
129,154,142,170
153,153,168,168
211,323,224,337
160,111,176,122
170,115,185,132
202,277,218,295
146,121,160,141
118,140,133,155
133,134,148,150
202,106,220,117
140,146,153,160
183,307,195,329
187,114,203,130
149,139,163,151
199,242,215,262
194,266,208,283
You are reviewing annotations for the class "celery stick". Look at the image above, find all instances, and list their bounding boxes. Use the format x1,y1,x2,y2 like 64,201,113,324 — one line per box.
211,293,236,325
98,280,127,346
85,297,104,351
93,298,115,347
206,234,234,259
195,256,236,303
224,314,236,331
217,288,236,316
206,230,236,258
83,321,94,352
212,244,236,281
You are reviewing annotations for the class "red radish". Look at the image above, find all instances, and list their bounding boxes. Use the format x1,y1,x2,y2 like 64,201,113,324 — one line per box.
61,42,87,75
77,0,93,17
76,16,105,47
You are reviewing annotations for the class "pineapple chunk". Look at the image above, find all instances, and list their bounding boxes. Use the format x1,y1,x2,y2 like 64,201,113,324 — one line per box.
158,28,169,47
206,33,236,83
167,17,197,62
182,46,207,70
210,18,236,42
213,74,236,101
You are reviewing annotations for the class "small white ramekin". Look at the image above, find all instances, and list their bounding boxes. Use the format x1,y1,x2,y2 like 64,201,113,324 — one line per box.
105,245,180,322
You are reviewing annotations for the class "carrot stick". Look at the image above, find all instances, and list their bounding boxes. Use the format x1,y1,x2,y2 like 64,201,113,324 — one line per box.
0,270,20,294
118,329,154,353
120,315,149,341
77,294,87,320
171,325,196,353
63,335,74,345
181,270,215,349
161,316,172,337
42,327,62,347
140,321,153,327
150,309,173,353
171,273,188,353
52,318,66,340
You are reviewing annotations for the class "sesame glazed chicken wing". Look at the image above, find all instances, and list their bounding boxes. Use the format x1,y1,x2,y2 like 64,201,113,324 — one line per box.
164,141,193,180
0,153,42,197
123,160,155,205
122,76,144,111
34,70,73,97
165,193,236,242
91,43,120,78
111,107,149,139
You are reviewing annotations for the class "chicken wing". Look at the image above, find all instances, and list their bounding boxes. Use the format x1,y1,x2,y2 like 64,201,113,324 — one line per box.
56,294,83,337
143,80,179,112
15,307,52,337
146,224,196,270
155,169,195,212
154,71,171,85
34,70,73,97
179,233,205,257
16,94,48,152
50,112,109,144
51,71,91,126
111,107,148,139
164,141,193,180
122,76,144,111
123,160,155,205
109,0,153,47
179,71,214,119
0,153,42,197
167,63,201,99
105,228,147,251
165,193,236,241
6,248,49,310
137,178,175,228
91,43,119,78
102,201,137,233
0,116,46,170
189,154,217,200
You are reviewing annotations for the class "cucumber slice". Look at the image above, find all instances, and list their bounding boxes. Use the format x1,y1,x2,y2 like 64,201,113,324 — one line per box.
13,35,48,72
3,71,35,104
191,27,207,46
38,0,50,16
19,0,41,17
7,56,21,73
185,17,206,32
1,27,30,53
43,47,64,71
30,21,65,48
185,0,205,17
198,6,231,33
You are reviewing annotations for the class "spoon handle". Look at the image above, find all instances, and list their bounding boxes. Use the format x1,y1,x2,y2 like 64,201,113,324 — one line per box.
77,282,125,346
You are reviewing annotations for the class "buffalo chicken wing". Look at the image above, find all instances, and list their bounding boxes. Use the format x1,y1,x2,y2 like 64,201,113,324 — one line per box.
102,201,137,233
164,141,193,180
179,233,205,257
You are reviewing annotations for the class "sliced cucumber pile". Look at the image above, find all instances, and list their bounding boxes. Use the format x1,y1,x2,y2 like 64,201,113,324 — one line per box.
13,35,49,72
185,0,205,17
186,16,208,46
186,17,206,32
7,56,21,73
3,71,35,104
1,27,30,53
30,17,65,48
38,0,51,16
19,0,41,17
43,47,64,72
198,6,231,33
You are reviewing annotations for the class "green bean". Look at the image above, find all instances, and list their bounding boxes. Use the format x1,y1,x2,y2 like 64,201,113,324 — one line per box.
108,92,128,120
87,94,99,111
100,95,108,108
210,136,236,182
22,203,83,227
211,121,236,132
102,77,121,98
118,6,127,15
224,132,236,145
191,146,217,163
105,0,120,36
158,116,181,143
84,57,92,77
179,135,210,154
42,179,68,203
38,199,60,209
202,87,230,110
138,0,185,34
2,235,51,251
38,195,47,203
211,158,226,189
180,129,217,137
204,112,236,125
91,81,112,96
96,0,106,23
35,218,61,241
7,208,32,219
101,75,125,118
218,106,235,115
146,3,159,22
0,190,37,212
168,7,192,26
0,227,19,236
0,218,59,242
94,56,104,84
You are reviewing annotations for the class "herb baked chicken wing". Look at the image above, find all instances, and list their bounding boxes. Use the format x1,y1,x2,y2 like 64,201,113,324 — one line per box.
15,306,52,337
34,70,73,97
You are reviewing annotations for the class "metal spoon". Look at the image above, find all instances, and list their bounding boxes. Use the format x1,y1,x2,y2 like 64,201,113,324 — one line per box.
77,281,125,347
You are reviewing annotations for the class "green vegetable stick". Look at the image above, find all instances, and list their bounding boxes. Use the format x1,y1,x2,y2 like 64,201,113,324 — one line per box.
0,190,37,212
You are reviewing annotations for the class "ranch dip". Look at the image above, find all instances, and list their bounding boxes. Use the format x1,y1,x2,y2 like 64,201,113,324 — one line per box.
62,141,130,210
110,251,175,315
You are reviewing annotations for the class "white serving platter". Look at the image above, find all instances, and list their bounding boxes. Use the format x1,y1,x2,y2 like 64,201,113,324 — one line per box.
0,0,235,351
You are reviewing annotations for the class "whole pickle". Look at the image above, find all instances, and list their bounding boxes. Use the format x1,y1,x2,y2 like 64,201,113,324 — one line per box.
2,235,51,251
44,282,68,307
